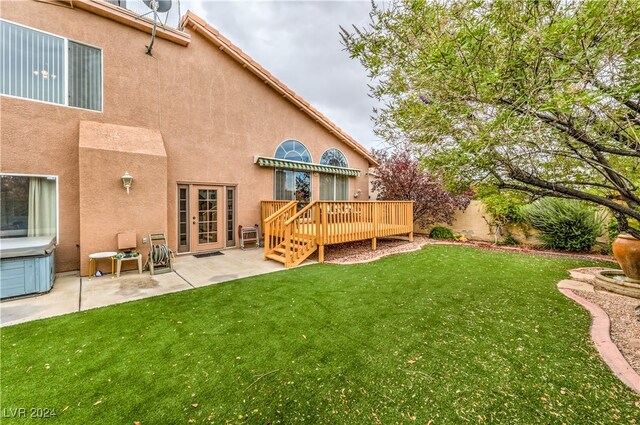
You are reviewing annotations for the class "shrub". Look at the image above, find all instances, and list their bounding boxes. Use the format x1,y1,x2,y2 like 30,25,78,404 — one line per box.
521,198,604,252
496,233,519,246
477,186,528,244
601,217,620,254
372,149,470,226
429,226,455,239
479,190,526,227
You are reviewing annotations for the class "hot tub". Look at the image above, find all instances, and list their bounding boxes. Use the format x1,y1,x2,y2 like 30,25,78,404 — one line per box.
0,236,56,299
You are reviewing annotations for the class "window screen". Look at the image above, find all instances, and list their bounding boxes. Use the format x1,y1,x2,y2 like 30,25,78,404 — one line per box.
68,41,102,111
0,20,65,105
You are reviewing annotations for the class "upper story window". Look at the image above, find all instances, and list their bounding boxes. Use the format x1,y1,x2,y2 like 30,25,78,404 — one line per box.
320,148,348,168
274,140,312,163
0,19,102,112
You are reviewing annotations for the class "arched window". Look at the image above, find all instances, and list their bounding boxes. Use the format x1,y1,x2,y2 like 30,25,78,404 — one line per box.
273,140,311,204
319,149,349,201
275,140,312,163
320,148,348,168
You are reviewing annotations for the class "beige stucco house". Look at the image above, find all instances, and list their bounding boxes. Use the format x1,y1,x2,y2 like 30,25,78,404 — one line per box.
0,0,389,280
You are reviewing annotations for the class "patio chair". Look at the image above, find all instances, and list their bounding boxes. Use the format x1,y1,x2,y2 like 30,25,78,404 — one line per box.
114,231,143,278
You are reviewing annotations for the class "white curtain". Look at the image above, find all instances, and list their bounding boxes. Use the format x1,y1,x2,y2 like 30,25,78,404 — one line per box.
27,177,56,237
336,176,349,200
320,174,349,200
320,173,334,200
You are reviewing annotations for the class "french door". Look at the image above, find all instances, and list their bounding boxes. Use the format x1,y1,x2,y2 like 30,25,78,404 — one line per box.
191,185,224,252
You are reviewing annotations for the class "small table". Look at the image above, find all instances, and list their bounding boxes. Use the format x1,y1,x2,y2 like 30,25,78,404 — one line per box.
88,251,117,279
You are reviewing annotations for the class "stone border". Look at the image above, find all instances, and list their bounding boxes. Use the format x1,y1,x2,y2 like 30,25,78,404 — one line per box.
558,287,640,394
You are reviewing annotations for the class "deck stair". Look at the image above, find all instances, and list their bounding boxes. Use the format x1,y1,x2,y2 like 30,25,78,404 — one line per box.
262,200,414,268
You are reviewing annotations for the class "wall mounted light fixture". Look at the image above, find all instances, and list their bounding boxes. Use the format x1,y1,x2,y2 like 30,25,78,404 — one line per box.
122,171,133,194
353,189,362,199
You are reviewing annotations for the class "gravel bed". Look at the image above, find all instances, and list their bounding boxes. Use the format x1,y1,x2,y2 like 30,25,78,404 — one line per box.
324,236,617,265
574,288,640,375
324,236,430,264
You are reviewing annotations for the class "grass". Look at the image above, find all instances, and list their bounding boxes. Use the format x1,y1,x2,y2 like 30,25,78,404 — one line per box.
1,245,639,424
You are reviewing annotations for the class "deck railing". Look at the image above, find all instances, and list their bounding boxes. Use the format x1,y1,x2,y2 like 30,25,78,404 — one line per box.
283,201,319,267
261,201,293,233
263,201,297,257
261,200,414,267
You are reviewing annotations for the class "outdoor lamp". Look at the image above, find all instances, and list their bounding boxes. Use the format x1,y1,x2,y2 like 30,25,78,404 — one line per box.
354,189,362,199
122,171,133,194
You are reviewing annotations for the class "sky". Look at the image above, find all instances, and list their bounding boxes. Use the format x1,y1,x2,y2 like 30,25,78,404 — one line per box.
180,0,384,150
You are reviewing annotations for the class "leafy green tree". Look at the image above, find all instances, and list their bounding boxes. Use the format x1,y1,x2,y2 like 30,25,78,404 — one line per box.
342,0,640,238
477,186,527,243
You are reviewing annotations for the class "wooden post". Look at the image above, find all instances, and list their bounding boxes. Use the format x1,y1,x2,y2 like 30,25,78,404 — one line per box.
318,245,325,263
264,221,271,260
372,237,377,251
322,202,328,245
316,203,321,246
408,201,414,241
373,202,379,239
284,225,291,268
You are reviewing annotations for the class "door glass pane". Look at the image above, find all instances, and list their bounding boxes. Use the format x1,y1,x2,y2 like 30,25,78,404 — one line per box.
177,186,189,250
295,172,311,204
198,189,217,244
226,188,235,244
274,169,295,200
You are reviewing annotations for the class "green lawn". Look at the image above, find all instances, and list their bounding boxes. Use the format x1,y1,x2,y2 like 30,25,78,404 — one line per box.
1,245,639,424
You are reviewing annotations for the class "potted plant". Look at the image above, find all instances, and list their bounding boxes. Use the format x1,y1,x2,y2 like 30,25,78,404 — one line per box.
612,234,640,282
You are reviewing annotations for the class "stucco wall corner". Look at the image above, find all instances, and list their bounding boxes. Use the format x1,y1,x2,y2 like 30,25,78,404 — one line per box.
78,121,168,276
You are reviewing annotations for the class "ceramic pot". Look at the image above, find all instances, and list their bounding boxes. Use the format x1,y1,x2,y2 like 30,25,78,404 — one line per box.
612,234,640,281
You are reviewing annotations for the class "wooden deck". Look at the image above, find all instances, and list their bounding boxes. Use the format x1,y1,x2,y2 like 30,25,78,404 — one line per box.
261,200,414,267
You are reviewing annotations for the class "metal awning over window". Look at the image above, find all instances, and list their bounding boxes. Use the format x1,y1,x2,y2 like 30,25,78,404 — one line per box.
254,156,361,176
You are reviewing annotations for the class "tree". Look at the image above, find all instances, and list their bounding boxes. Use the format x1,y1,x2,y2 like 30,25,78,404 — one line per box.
342,0,640,238
372,149,470,226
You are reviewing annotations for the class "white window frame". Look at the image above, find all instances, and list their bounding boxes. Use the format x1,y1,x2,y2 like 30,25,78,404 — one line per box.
0,173,60,244
320,148,349,168
273,139,314,163
0,18,103,113
272,169,313,202
319,148,350,201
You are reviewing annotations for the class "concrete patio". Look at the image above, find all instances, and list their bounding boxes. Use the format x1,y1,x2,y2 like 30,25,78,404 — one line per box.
1,248,314,327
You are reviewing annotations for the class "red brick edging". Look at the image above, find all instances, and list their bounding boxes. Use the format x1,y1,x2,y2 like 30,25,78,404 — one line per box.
558,288,640,394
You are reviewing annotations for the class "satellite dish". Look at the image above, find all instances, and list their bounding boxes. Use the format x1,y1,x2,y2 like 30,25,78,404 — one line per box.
139,0,175,56
143,0,172,14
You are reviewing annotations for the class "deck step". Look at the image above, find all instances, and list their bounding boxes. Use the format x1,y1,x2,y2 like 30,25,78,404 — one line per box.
273,247,287,254
266,253,286,264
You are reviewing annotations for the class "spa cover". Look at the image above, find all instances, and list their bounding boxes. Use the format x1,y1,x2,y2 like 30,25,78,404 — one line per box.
0,236,57,259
